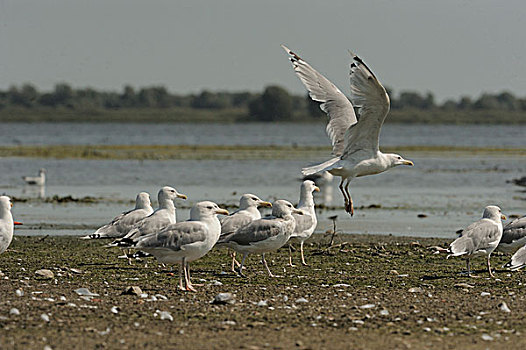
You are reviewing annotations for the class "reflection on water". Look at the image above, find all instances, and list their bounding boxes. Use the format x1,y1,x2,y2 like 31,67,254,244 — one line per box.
22,185,45,199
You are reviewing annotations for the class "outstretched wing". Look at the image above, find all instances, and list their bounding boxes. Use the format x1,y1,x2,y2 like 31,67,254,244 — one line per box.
342,52,390,157
282,45,357,157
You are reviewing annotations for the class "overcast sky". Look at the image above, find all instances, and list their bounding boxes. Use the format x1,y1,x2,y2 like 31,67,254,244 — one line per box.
1,0,525,102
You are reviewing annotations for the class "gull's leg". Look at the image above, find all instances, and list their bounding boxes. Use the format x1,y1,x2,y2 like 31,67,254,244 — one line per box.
344,180,353,216
487,254,494,278
300,241,308,266
288,244,296,267
261,253,275,277
183,259,197,292
236,253,248,278
339,178,349,210
466,258,471,277
230,250,240,272
178,261,185,291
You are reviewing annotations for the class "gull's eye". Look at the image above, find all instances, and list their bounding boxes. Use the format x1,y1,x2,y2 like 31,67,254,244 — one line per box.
252,197,258,201
207,206,213,209
397,156,402,160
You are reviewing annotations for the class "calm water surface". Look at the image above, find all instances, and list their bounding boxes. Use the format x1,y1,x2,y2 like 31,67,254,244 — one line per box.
0,123,524,238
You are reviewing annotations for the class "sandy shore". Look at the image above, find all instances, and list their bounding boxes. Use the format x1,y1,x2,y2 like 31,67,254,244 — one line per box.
1,234,525,349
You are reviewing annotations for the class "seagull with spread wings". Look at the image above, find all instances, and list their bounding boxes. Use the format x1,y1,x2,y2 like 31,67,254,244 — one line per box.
282,45,414,215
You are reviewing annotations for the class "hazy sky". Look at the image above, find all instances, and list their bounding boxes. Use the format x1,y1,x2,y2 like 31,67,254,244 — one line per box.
2,0,525,102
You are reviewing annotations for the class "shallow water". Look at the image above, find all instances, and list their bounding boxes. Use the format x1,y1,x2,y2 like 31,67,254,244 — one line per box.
0,123,524,238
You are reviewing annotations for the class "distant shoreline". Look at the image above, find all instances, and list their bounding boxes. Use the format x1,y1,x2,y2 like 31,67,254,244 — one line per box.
1,107,525,124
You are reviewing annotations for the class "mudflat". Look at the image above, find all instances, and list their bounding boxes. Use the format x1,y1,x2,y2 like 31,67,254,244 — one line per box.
1,235,525,349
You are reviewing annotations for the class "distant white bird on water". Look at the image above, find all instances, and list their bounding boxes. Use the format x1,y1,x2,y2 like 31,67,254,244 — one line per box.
289,180,319,266
218,194,272,271
0,196,23,254
114,201,228,291
501,215,526,270
217,200,303,277
447,206,506,277
282,45,414,215
82,192,154,240
22,168,46,186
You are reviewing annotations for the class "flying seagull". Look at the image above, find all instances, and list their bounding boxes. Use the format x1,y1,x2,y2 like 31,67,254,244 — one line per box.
282,45,414,215
447,206,506,277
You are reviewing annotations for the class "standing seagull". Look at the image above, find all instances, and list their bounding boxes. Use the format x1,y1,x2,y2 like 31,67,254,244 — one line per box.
447,206,506,277
0,196,23,254
22,168,46,186
118,186,187,242
282,45,413,215
289,180,319,266
114,201,228,291
501,215,526,270
82,192,154,240
218,194,272,271
217,200,303,277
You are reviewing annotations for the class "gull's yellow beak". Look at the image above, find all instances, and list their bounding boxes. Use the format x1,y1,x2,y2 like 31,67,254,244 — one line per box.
258,201,272,208
215,208,229,215
314,186,321,192
403,160,414,166
501,214,507,220
177,194,188,200
294,208,305,215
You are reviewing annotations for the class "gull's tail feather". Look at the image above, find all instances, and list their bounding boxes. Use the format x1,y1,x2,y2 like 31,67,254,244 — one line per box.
503,246,526,271
302,157,340,176
447,236,473,259
107,237,136,248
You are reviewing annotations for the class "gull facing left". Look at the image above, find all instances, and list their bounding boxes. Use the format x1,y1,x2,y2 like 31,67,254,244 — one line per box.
0,196,22,254
115,201,228,292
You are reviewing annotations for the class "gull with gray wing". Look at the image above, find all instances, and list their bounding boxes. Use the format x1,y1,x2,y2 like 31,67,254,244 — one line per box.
282,45,413,215
289,180,319,266
114,201,228,291
501,215,526,270
218,194,272,271
82,192,153,240
217,200,303,277
447,206,506,277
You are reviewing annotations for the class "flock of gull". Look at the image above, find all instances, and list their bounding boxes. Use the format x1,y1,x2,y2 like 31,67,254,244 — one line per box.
0,45,525,290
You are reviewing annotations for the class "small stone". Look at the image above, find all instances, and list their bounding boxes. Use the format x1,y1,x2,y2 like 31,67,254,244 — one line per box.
35,269,54,279
380,309,389,316
122,286,143,296
359,304,376,309
111,306,120,314
257,300,268,307
295,340,304,347
69,268,84,274
389,270,399,275
154,294,168,300
333,283,350,288
353,319,365,325
209,280,223,286
295,297,308,303
44,346,52,350
481,334,494,341
480,292,491,297
454,283,474,289
10,308,20,316
41,313,50,322
408,287,424,293
74,288,99,297
212,293,236,305
15,289,24,297
155,310,173,321
498,302,511,313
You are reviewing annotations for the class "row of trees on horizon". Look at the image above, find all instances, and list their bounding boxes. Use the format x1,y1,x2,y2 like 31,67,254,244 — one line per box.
2,83,526,121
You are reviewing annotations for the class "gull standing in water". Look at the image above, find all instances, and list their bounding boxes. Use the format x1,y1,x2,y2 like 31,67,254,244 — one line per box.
218,194,272,271
217,200,303,277
0,196,23,254
22,168,46,186
114,201,228,291
501,215,526,270
289,180,319,266
447,206,506,277
282,45,413,215
82,192,153,240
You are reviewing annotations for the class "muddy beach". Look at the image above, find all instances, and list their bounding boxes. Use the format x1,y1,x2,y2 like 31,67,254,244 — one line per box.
1,234,525,349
